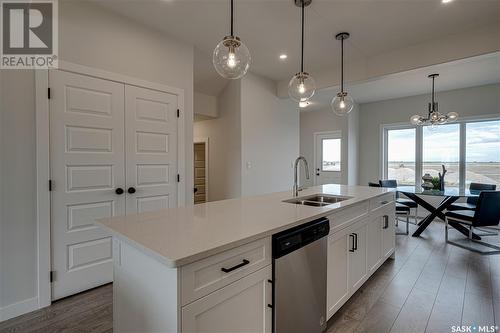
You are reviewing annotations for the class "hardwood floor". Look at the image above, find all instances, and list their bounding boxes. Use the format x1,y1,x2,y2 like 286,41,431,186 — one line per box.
1,222,499,333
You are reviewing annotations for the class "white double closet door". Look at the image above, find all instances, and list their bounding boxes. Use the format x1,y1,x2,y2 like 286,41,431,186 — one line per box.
50,70,178,300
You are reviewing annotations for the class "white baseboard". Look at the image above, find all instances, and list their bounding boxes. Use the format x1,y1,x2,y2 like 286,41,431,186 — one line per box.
0,297,39,322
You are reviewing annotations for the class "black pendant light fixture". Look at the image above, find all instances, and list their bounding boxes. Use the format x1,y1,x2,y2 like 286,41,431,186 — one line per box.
288,0,316,103
410,74,458,126
213,0,251,79
331,32,354,115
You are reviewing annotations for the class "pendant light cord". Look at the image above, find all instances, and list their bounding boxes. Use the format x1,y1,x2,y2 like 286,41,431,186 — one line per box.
340,37,344,93
431,76,435,106
301,0,304,73
230,0,234,36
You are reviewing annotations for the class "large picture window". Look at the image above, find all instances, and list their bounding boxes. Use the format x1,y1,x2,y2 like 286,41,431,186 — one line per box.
383,118,500,188
465,120,500,188
386,128,416,185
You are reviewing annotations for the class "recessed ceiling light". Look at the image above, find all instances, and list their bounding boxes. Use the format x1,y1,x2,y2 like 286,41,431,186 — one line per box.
279,54,288,60
442,0,453,3
299,101,310,108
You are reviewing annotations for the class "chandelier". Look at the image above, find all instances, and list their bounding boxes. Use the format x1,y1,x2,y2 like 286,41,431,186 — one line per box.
410,74,458,126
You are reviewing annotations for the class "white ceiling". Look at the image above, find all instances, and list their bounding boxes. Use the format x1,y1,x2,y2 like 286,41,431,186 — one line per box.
98,0,500,96
300,52,500,111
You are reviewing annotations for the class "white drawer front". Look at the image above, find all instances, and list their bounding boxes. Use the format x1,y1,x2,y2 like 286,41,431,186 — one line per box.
370,193,395,212
328,201,369,233
181,237,271,305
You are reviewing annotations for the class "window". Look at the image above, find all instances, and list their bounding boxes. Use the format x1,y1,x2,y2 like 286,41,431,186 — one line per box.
383,118,500,188
322,138,341,171
422,124,460,186
386,128,416,185
466,120,500,188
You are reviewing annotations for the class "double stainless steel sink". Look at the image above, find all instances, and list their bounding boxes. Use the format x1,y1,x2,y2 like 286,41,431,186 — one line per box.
283,194,352,207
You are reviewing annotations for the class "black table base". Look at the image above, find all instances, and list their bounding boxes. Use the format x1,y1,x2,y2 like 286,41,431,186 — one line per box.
402,193,481,240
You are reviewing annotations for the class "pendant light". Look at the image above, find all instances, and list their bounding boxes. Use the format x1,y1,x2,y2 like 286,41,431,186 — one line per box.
331,32,354,115
213,0,251,79
288,0,316,103
410,74,458,126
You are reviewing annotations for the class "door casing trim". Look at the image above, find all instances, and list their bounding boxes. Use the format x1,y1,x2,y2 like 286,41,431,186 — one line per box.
35,61,186,310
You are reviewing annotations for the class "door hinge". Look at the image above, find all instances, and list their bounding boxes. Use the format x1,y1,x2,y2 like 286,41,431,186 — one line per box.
50,271,55,283
47,87,51,99
49,179,53,191
177,109,180,118
177,174,180,182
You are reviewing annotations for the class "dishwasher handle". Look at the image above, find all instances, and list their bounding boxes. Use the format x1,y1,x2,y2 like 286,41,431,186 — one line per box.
221,259,250,273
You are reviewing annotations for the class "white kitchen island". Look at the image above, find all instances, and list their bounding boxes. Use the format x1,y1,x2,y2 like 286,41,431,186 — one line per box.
98,184,396,333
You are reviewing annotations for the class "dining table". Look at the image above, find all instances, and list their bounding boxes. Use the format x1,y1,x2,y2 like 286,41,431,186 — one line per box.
396,186,481,239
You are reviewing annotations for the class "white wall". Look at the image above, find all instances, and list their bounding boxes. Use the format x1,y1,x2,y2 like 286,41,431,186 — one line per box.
1,70,38,314
240,73,299,197
0,1,195,319
194,81,242,201
358,83,500,186
194,72,300,200
194,92,218,120
347,105,360,186
299,106,360,187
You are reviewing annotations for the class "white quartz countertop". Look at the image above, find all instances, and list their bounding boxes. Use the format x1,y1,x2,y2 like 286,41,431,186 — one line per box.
97,184,393,268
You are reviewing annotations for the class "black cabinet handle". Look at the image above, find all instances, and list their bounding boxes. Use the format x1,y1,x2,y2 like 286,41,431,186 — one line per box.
380,201,389,205
353,233,358,251
267,304,273,309
127,187,136,194
115,188,124,195
383,215,389,229
349,234,355,252
221,259,250,273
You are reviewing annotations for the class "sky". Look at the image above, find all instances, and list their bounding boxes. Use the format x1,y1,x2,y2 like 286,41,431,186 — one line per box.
388,120,500,163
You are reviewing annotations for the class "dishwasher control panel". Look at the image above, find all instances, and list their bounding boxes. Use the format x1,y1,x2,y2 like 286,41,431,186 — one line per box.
272,217,330,259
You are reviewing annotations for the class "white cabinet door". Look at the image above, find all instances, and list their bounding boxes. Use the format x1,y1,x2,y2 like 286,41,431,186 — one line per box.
50,70,125,300
125,85,178,214
381,211,396,259
326,229,349,319
366,216,382,275
348,222,367,292
182,265,272,333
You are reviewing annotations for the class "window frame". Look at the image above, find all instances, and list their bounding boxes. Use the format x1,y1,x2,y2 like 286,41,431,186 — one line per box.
381,114,500,190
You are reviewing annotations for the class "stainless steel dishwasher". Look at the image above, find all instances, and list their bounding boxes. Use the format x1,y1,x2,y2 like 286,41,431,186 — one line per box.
272,217,330,333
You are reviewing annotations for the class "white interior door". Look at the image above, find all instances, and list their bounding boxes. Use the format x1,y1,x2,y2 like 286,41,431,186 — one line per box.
314,131,342,185
125,85,178,214
50,70,125,300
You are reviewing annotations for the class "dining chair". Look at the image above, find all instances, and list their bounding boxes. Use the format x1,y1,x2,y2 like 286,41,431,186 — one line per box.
448,182,497,211
445,191,500,255
378,179,419,224
369,182,409,235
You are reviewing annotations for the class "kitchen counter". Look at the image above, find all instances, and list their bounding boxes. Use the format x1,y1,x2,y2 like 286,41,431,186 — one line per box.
98,184,393,268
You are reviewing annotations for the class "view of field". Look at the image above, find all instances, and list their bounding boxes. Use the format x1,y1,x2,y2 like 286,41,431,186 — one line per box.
388,161,500,187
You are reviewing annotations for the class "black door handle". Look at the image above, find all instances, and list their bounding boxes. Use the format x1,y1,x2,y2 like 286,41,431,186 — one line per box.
353,233,358,251
221,259,250,273
127,187,136,194
383,215,389,229
194,187,198,193
349,234,355,252
115,188,124,195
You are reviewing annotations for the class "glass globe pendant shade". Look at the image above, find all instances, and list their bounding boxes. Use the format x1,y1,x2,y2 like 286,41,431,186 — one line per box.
447,112,458,122
410,115,423,125
213,36,251,79
288,72,316,102
331,92,354,116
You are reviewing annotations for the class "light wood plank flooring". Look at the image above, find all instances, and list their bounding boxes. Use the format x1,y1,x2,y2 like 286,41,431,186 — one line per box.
1,222,499,333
